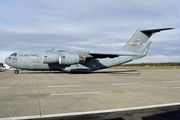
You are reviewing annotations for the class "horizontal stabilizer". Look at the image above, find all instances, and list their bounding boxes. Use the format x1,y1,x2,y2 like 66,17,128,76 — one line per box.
141,28,174,33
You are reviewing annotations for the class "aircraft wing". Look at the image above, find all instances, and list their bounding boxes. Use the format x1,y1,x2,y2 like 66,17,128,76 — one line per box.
88,51,137,58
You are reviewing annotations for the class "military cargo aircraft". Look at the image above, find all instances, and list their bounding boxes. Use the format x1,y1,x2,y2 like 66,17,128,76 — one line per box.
5,28,173,74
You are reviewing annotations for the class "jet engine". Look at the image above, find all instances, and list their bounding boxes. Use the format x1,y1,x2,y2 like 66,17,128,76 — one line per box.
43,53,85,65
43,53,59,64
59,53,83,65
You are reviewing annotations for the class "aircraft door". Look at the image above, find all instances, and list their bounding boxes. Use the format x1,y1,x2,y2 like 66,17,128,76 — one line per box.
24,61,30,69
12,58,17,63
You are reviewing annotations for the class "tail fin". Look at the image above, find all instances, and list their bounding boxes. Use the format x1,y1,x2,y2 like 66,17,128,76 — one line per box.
122,28,174,53
140,41,152,57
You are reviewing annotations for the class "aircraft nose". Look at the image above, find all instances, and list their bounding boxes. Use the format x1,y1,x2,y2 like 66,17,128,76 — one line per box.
5,57,10,65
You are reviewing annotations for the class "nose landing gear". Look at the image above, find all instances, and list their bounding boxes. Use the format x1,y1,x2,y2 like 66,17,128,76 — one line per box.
14,69,20,74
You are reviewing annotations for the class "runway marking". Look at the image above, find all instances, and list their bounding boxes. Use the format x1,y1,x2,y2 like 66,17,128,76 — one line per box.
112,83,140,86
172,87,180,89
174,75,180,77
1,102,180,120
48,85,82,88
51,91,100,96
0,87,10,89
162,81,180,83
157,78,170,80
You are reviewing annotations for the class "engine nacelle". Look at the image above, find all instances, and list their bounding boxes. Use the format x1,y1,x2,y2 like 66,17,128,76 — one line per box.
43,53,84,65
59,53,80,65
43,53,59,64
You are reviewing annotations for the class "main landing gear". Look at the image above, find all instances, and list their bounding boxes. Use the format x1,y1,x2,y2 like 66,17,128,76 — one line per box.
14,69,20,74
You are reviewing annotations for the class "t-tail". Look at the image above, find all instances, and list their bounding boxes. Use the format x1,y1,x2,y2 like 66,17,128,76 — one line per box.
140,41,151,57
122,28,174,54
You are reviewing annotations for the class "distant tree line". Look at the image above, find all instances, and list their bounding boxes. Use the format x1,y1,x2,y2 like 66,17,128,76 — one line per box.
122,62,180,67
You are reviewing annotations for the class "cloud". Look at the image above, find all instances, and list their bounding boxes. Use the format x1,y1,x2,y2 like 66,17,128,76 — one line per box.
0,0,180,62
131,55,180,63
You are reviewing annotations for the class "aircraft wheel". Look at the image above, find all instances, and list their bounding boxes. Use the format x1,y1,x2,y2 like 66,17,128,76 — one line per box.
14,70,19,74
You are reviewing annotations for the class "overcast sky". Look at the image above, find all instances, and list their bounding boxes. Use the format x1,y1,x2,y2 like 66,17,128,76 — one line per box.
0,0,180,63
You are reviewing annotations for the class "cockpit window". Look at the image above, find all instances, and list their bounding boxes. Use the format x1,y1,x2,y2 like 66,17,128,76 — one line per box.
10,52,17,57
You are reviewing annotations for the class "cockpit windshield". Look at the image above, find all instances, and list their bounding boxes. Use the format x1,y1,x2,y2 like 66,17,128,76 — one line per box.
10,52,17,57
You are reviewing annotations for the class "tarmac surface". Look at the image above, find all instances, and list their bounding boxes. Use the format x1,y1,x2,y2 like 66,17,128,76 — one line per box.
0,68,180,119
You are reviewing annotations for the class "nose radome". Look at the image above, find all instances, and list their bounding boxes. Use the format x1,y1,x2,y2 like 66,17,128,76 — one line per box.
5,57,9,65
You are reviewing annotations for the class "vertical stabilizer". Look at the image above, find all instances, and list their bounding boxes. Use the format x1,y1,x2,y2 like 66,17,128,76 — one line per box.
140,41,152,57
122,28,173,53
